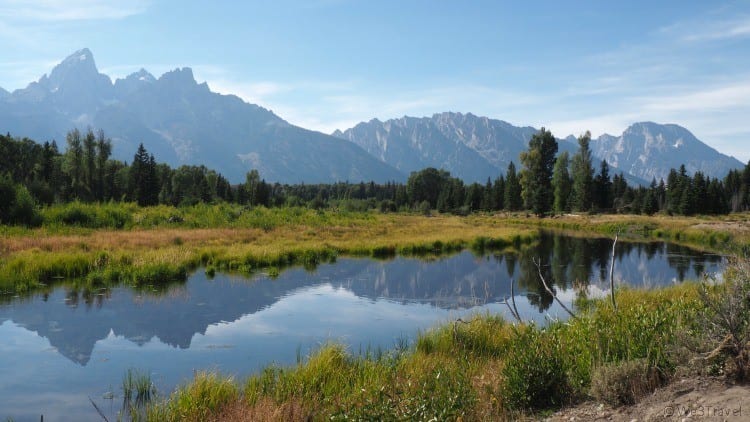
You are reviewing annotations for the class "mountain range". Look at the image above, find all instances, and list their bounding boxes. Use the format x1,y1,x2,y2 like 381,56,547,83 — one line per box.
0,49,402,183
335,113,744,184
0,49,744,184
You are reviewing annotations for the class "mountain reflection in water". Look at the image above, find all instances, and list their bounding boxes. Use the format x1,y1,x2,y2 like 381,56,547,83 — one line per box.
0,233,724,420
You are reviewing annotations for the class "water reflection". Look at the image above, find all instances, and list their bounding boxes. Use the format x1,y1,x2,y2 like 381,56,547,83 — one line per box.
0,233,724,420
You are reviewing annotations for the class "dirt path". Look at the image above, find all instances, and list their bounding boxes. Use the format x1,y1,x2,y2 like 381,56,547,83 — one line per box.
549,377,749,421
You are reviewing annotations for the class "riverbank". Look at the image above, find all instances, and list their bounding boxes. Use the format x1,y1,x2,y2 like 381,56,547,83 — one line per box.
1,207,748,420
2,206,748,294
140,266,749,421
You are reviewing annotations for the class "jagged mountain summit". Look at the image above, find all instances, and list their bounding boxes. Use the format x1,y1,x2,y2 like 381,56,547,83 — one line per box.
589,122,744,183
3,49,741,185
336,113,742,183
0,49,404,183
333,112,574,183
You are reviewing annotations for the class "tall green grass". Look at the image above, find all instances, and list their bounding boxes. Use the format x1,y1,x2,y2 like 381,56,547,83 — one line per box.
140,280,713,420
146,372,239,422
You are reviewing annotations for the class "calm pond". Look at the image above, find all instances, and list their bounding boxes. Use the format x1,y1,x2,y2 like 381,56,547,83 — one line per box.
0,233,724,420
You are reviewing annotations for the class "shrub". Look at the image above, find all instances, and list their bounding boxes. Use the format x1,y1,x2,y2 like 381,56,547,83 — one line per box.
500,326,569,410
10,185,42,227
147,372,238,422
589,359,661,405
418,200,431,216
699,258,750,381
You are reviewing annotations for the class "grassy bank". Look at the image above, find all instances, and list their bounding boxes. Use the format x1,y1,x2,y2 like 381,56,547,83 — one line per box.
0,207,537,293
140,265,749,421
2,206,749,293
503,213,750,254
1,205,747,419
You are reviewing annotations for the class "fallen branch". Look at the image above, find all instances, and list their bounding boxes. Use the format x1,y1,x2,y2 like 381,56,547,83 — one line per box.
533,258,576,318
609,231,619,311
509,277,522,323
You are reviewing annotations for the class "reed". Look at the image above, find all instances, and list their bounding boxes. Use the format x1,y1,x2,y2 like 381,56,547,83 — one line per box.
138,277,725,420
146,372,238,422
123,368,156,405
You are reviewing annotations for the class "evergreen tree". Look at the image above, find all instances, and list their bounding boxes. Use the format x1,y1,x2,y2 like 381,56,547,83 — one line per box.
95,130,111,201
504,162,522,211
678,171,694,215
83,129,96,199
551,151,571,213
707,178,728,214
245,169,262,206
642,179,658,215
129,143,155,206
570,131,594,212
0,174,15,223
64,129,85,200
692,172,708,214
198,174,212,203
666,168,681,213
611,173,628,211
480,177,494,211
465,182,483,211
594,160,612,210
656,179,667,211
519,128,558,215
493,175,505,211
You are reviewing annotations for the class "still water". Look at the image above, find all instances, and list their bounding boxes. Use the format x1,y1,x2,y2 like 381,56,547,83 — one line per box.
0,234,724,420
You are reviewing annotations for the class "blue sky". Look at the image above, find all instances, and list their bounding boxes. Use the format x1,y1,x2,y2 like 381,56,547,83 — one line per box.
1,0,749,161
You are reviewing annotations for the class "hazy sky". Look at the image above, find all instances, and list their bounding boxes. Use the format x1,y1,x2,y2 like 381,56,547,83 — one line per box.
1,0,749,161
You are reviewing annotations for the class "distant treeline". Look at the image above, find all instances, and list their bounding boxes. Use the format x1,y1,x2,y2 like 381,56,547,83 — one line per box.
1,128,749,225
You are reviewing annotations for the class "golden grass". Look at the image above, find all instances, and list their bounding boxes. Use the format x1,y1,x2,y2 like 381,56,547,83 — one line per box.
5,211,746,258
0,214,529,260
2,210,748,293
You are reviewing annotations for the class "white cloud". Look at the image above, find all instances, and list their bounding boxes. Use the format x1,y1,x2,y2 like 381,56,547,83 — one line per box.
677,16,750,42
207,79,292,104
636,80,750,113
0,0,149,21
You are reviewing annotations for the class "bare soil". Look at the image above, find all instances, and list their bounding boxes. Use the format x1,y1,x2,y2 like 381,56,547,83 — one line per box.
548,377,749,422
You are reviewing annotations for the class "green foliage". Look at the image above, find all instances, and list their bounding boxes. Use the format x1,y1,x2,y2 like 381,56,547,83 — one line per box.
2,128,747,218
0,252,91,292
520,128,558,215
0,173,16,223
552,151,572,213
335,364,476,421
417,314,513,358
147,372,238,422
407,167,450,209
129,263,188,286
501,326,569,410
0,175,41,226
504,161,522,211
699,259,750,380
43,201,132,228
594,159,613,211
139,279,732,420
123,368,157,406
571,131,594,212
10,185,41,227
